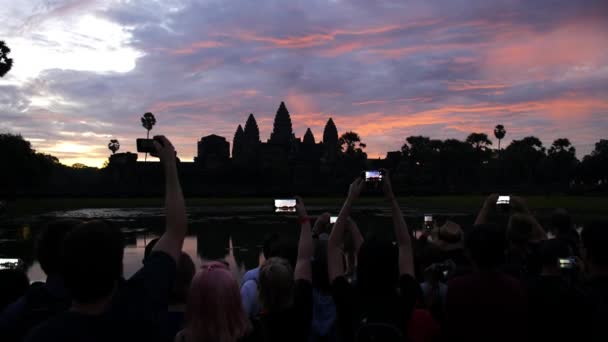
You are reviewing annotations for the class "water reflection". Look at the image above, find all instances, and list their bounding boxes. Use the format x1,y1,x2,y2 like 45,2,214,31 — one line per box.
0,206,476,283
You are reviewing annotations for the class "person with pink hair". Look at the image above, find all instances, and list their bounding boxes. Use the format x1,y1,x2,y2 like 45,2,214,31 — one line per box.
176,261,250,342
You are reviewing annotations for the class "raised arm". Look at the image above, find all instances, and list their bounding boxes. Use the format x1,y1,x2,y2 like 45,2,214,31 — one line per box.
294,196,313,282
382,170,414,277
328,178,364,283
474,194,498,226
151,136,187,263
346,217,364,258
511,196,546,241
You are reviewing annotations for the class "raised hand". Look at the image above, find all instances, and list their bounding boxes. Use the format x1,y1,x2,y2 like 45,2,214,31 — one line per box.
152,135,177,164
380,169,394,199
348,177,365,201
295,196,308,218
313,212,331,236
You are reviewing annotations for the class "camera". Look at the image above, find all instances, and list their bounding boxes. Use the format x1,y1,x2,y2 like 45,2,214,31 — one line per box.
136,137,164,154
274,199,296,213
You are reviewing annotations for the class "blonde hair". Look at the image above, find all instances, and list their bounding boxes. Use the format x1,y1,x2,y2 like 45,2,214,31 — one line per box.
259,257,294,312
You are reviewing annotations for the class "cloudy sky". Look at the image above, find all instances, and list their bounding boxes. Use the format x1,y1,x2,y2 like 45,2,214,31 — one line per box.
1,0,607,167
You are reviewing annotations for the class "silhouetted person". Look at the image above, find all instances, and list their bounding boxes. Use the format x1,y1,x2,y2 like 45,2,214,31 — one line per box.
551,208,581,256
328,175,418,342
176,261,249,342
527,239,585,342
25,136,188,342
0,219,81,342
241,233,297,318
581,221,608,342
245,197,313,342
445,224,528,342
0,268,29,312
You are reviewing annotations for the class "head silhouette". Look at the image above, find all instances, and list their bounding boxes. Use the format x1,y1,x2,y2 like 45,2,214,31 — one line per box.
259,257,294,312
356,235,399,293
36,219,82,277
466,224,506,270
184,261,249,342
582,221,608,269
62,220,124,303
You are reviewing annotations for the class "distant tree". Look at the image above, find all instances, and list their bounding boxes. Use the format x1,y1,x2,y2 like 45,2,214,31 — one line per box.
0,41,13,78
141,112,156,161
339,131,366,155
547,138,578,187
466,133,493,151
503,136,546,185
71,163,88,169
494,124,506,151
108,139,120,154
579,139,608,185
0,134,58,195
141,112,156,139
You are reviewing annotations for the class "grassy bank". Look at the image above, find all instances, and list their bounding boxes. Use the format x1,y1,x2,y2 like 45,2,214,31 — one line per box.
5,195,607,219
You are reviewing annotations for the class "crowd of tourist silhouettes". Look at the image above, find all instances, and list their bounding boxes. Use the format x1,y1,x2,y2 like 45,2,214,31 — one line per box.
0,136,607,342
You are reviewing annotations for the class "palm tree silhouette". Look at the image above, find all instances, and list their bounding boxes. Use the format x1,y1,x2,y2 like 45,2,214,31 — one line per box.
0,41,14,78
108,139,120,155
494,125,506,152
141,112,156,161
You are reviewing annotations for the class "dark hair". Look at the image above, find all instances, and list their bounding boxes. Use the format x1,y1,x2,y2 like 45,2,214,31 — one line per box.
0,269,29,309
539,239,571,267
267,235,298,269
357,235,399,293
262,233,280,260
143,237,160,262
63,220,124,303
507,214,534,245
312,239,330,293
551,209,572,235
171,252,195,304
582,221,608,266
36,219,82,276
465,224,506,270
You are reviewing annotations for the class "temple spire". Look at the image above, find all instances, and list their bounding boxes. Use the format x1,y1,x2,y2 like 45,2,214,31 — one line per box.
303,128,315,145
269,101,294,144
232,125,244,159
243,113,260,144
323,118,338,146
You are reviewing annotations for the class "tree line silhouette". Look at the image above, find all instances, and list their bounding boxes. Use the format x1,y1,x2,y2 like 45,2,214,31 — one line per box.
1,124,606,197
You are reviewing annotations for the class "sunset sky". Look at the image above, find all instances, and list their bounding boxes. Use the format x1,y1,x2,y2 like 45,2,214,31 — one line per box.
1,0,607,167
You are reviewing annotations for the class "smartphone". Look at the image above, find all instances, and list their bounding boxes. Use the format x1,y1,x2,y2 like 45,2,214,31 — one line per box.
136,138,156,153
559,257,576,269
0,258,23,270
364,170,384,182
424,215,433,231
330,216,338,224
274,199,296,213
496,196,511,205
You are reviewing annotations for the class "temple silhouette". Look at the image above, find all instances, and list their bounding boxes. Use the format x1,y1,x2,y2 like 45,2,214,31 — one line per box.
105,101,392,196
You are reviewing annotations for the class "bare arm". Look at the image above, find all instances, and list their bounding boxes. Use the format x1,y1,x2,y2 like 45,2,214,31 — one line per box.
474,194,498,226
346,217,364,258
512,196,547,241
328,178,364,283
382,170,414,277
294,196,313,282
151,136,187,263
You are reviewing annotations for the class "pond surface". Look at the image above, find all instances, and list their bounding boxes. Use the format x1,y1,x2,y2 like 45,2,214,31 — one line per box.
0,205,475,282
